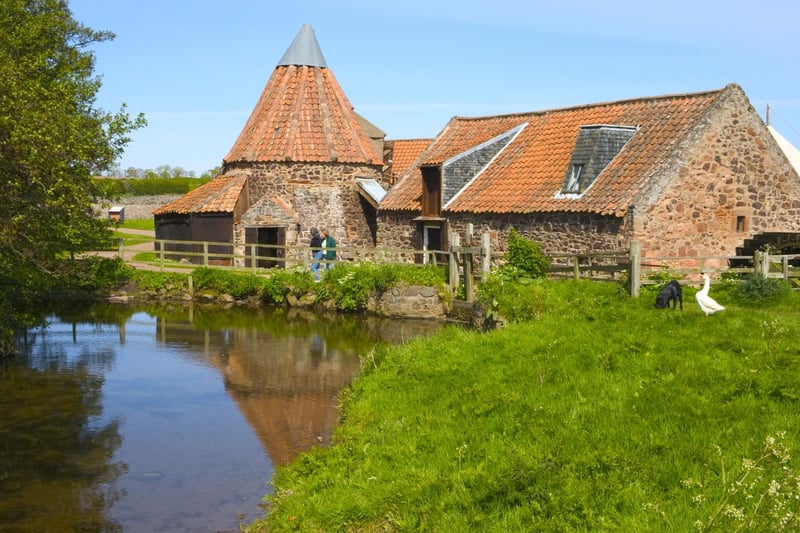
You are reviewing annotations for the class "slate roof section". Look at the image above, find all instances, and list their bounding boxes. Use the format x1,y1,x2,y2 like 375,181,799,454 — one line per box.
223,25,382,166
381,85,732,217
153,173,247,215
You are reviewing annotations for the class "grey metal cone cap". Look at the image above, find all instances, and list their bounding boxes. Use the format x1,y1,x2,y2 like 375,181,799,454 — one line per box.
277,24,327,68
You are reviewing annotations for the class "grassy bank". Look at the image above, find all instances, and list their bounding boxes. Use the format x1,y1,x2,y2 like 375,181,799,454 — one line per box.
250,279,800,531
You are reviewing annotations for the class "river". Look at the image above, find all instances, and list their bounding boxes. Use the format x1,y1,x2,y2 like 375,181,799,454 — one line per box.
1,303,444,532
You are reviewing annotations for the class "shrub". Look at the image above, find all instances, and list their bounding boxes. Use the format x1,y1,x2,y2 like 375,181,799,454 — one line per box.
736,273,790,305
55,257,133,293
316,262,446,312
262,268,315,304
503,228,551,280
318,263,376,311
192,267,264,299
131,270,189,292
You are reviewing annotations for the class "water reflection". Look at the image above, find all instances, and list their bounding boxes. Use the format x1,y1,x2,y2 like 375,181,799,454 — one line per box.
1,333,125,532
3,303,444,532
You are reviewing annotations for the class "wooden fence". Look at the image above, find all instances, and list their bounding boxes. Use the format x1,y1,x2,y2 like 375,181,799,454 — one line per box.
121,237,799,299
547,241,800,296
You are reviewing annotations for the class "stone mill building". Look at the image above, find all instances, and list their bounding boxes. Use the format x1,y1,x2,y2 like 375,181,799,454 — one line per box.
154,23,800,272
153,24,387,266
378,83,800,269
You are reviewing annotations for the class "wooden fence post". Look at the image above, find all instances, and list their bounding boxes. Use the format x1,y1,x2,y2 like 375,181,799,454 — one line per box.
449,233,460,296
481,232,491,281
464,249,474,302
628,240,641,297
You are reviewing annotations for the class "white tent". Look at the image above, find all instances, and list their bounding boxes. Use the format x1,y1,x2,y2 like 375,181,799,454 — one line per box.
768,125,800,174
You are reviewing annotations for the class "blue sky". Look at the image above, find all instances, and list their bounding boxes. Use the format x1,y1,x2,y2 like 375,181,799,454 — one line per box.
70,0,800,175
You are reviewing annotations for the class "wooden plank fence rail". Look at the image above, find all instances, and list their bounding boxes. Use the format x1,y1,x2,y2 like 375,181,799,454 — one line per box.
126,238,798,299
150,239,463,272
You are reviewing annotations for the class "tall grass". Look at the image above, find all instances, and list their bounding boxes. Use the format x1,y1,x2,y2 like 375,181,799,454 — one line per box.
252,280,800,532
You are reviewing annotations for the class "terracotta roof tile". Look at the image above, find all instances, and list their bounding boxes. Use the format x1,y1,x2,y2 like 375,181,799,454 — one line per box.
381,86,730,217
153,173,247,215
223,65,382,166
389,138,431,178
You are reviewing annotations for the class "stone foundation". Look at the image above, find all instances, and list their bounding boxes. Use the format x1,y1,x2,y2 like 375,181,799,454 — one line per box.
369,284,446,319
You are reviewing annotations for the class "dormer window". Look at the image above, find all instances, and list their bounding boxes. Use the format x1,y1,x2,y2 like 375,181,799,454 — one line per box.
565,164,584,193
561,124,638,195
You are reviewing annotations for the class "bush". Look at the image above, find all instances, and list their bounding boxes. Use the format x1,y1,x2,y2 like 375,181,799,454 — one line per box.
131,270,189,292
192,267,264,299
317,262,446,312
54,257,133,293
503,228,551,280
736,273,791,305
317,263,377,311
262,268,315,304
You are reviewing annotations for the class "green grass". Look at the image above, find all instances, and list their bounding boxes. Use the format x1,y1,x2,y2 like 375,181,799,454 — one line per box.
250,280,800,532
103,219,155,249
118,218,155,231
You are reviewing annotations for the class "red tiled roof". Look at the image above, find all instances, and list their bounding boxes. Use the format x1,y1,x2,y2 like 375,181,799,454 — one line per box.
153,173,247,215
389,138,432,178
223,65,382,166
381,86,732,217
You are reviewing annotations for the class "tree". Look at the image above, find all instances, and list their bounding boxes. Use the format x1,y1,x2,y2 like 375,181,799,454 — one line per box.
0,0,145,355
124,166,142,178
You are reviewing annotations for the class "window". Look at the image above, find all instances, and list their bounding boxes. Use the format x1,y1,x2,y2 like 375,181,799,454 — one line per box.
736,215,747,233
565,164,583,193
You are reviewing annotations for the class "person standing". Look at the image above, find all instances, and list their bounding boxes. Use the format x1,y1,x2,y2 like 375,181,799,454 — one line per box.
321,228,336,270
309,227,323,281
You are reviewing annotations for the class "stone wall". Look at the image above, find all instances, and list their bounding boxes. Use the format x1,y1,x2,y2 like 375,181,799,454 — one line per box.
376,211,418,249
634,88,800,268
369,284,446,319
377,209,627,262
226,161,383,248
446,212,627,256
94,195,181,220
109,280,448,321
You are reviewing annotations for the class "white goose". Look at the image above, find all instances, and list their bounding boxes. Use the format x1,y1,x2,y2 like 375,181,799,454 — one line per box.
695,274,725,316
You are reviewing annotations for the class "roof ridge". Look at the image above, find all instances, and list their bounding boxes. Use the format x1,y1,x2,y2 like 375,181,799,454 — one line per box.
449,84,733,123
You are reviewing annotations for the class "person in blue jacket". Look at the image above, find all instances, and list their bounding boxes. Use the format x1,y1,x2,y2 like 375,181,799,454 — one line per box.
309,227,323,281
